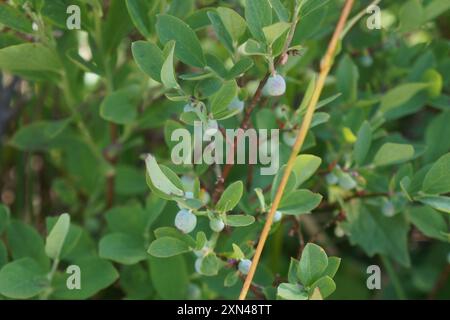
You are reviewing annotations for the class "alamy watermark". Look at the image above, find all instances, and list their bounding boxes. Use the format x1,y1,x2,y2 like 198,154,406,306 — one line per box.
170,121,280,176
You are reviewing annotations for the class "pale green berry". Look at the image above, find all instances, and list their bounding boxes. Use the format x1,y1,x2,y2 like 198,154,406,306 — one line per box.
181,175,195,192
326,173,339,185
209,218,225,232
273,211,283,223
228,97,245,113
175,209,197,234
283,131,298,147
187,284,202,300
382,199,395,217
195,258,203,274
184,103,195,113
338,172,357,190
184,191,194,199
360,55,373,67
238,259,252,275
263,74,286,97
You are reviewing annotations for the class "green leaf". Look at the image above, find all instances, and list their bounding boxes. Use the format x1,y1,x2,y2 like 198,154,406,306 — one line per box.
224,271,239,287
231,244,245,260
154,227,197,248
0,43,61,73
423,69,443,98
145,154,184,197
424,0,450,20
262,22,291,46
277,283,308,300
120,264,153,299
148,237,191,258
99,233,147,265
380,83,428,113
45,213,70,260
10,119,70,151
323,257,341,278
424,112,450,163
216,7,247,42
131,41,164,82
226,58,254,80
208,10,234,53
399,0,424,33
373,143,415,167
45,218,82,260
216,181,243,212
199,253,220,276
336,55,359,103
0,258,48,299
66,49,101,75
7,221,50,270
0,204,10,235
353,121,372,165
100,90,138,125
298,243,328,286
417,195,450,214
52,257,119,299
126,0,153,38
409,206,449,241
0,241,6,269
422,153,450,195
278,190,323,215
309,276,336,299
156,14,206,68
343,204,410,267
0,4,33,33
291,155,322,188
270,0,290,22
287,258,300,284
271,166,297,202
245,0,272,42
161,41,179,89
211,80,238,118
149,255,189,299
226,215,255,227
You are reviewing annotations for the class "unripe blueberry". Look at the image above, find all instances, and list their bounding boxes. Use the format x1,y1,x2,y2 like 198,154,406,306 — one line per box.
175,209,197,234
263,74,286,97
360,55,373,67
184,191,194,199
326,173,339,185
382,199,395,217
227,97,245,113
275,105,289,119
273,210,283,223
334,225,345,238
187,284,202,300
181,175,195,192
209,218,225,232
238,259,252,275
283,131,298,147
184,103,196,113
338,172,357,190
195,258,203,274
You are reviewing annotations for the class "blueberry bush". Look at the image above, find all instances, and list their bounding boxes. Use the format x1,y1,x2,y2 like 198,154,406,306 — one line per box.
0,0,449,300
